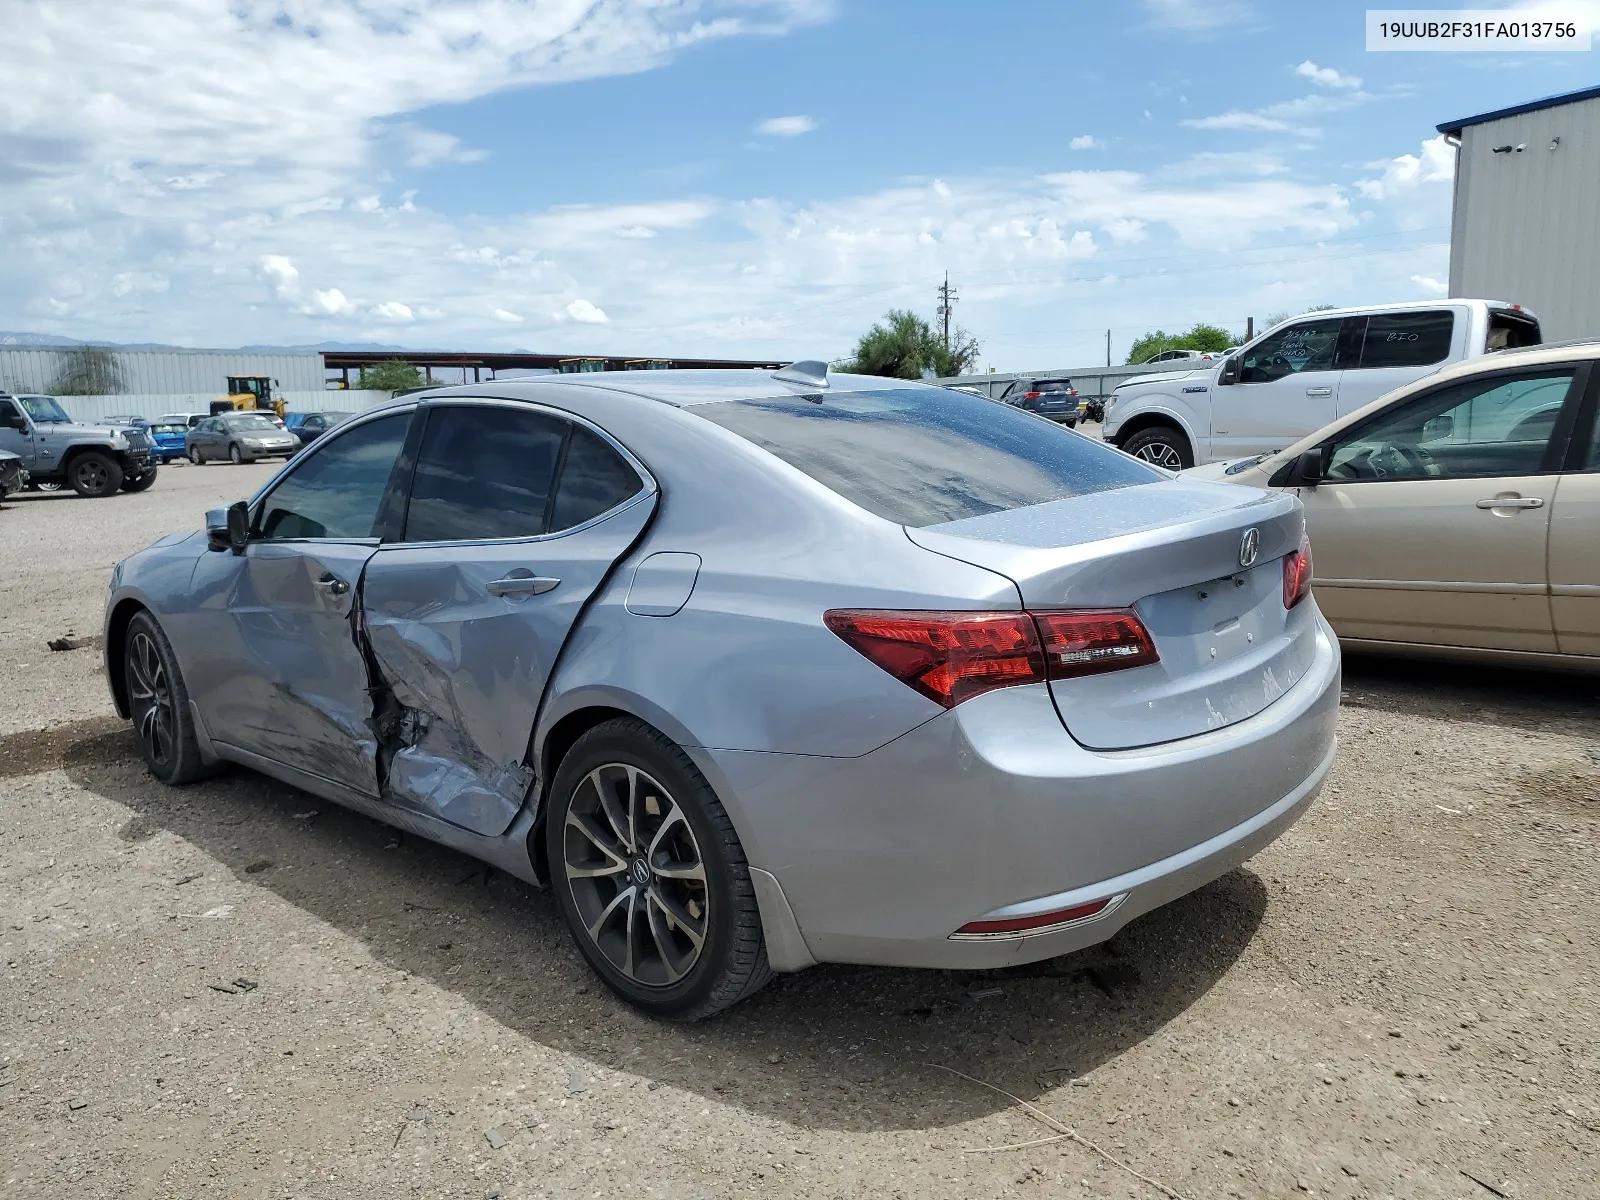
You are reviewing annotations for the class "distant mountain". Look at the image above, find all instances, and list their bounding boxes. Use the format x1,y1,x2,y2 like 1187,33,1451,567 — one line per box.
0,332,87,347
239,341,415,352
1,332,422,353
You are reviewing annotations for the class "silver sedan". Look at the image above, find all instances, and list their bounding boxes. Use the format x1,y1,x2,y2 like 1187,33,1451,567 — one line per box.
104,366,1340,1019
185,412,300,464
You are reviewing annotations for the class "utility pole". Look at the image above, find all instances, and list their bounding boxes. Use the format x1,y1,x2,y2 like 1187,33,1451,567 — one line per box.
936,272,957,352
1246,316,1254,340
1106,328,1111,367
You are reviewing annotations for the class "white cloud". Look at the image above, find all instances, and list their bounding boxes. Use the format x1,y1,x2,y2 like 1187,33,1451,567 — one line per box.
1357,135,1455,200
259,255,300,299
392,125,489,168
1295,60,1361,90
492,307,523,322
1411,275,1448,296
1183,112,1296,133
310,288,354,315
372,301,414,322
1183,87,1375,137
566,298,609,324
756,115,817,137
1069,135,1102,151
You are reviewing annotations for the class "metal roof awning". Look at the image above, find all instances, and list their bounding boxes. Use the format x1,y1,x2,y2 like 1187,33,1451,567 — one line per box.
1437,83,1600,136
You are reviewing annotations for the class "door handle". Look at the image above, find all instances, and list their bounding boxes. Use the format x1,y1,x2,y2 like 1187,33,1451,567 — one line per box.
1305,387,1333,397
315,574,350,596
487,574,560,597
1476,496,1544,509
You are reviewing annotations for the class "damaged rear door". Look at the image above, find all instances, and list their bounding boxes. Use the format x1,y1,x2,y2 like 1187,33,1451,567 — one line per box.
359,400,656,836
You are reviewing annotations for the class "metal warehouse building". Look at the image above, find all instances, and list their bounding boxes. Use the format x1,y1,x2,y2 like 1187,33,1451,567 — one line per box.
0,345,326,395
1439,84,1600,342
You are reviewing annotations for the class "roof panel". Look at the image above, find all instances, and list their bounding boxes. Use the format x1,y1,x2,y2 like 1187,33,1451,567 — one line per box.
1438,83,1600,135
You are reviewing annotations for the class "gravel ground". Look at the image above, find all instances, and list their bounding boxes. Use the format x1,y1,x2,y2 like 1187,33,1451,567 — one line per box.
1,462,1596,1199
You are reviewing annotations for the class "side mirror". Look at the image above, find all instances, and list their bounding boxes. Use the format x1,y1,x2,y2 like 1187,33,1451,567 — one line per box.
226,500,251,553
1294,446,1327,488
1422,414,1454,441
1218,356,1240,386
204,506,230,552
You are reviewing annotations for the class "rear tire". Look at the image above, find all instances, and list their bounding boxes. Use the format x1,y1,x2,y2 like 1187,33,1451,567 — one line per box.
547,717,771,1020
69,451,124,497
124,611,211,785
121,466,158,493
1121,425,1193,471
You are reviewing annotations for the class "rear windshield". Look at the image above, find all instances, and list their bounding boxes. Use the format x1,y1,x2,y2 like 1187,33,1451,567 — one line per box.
1486,310,1541,352
689,387,1161,527
1032,379,1072,391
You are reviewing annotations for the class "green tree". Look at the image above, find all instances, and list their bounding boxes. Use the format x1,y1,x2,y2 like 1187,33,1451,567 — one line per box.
1126,322,1237,365
48,345,124,395
1263,303,1337,331
836,309,982,379
356,361,427,393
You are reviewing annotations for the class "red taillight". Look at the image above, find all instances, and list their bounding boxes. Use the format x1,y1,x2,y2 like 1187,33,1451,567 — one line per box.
1283,532,1313,609
824,608,1159,708
822,611,1043,708
1024,390,1041,399
1068,388,1078,396
1033,610,1159,678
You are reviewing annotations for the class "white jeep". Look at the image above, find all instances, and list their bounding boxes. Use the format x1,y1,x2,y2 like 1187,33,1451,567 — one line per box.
1101,300,1542,469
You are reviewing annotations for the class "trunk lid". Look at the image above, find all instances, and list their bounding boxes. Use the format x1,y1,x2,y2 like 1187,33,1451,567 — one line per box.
907,479,1315,750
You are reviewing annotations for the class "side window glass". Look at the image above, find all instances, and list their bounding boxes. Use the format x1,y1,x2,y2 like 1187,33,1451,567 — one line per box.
1326,369,1577,483
403,405,566,543
1238,318,1343,384
257,413,411,540
1355,311,1454,369
0,400,24,429
550,426,644,532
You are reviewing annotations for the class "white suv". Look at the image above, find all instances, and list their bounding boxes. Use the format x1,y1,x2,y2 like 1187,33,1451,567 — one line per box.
1101,300,1542,469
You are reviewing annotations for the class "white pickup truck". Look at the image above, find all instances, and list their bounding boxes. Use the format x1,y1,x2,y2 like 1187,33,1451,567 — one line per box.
1101,299,1542,469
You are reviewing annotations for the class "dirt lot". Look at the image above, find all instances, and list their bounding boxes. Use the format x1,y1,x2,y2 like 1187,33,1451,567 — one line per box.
2,461,1596,1200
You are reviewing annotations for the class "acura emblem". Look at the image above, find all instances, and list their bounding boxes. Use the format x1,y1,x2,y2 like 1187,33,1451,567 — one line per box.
1239,527,1260,568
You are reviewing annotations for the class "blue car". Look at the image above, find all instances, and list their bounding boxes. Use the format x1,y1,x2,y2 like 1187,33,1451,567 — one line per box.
145,421,190,464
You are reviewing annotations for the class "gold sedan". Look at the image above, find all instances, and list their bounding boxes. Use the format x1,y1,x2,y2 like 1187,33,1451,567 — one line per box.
1189,341,1600,670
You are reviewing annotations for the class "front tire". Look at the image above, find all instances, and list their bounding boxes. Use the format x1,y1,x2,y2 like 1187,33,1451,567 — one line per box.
1121,425,1194,471
124,611,211,785
121,466,158,493
547,718,771,1020
188,446,204,465
228,443,244,464
69,451,124,497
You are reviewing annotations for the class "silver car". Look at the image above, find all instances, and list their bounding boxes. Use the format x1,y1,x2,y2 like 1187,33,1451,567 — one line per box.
103,366,1340,1018
185,412,300,464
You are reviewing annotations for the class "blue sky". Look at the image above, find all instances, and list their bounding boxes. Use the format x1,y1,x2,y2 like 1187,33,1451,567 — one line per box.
2,0,1597,368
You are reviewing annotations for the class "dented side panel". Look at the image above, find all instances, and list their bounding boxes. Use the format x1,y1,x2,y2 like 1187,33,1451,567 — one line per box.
360,494,657,836
189,539,385,796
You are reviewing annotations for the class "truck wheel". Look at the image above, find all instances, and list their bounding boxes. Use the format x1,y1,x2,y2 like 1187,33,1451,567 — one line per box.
1121,426,1193,471
121,466,159,493
68,451,125,498
229,444,244,465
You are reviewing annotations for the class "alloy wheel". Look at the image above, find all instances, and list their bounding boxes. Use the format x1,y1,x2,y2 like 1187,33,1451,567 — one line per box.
74,458,110,493
126,630,174,767
1132,441,1185,470
561,763,709,988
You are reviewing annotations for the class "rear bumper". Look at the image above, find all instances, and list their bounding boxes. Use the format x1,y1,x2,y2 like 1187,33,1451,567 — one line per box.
702,610,1340,970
